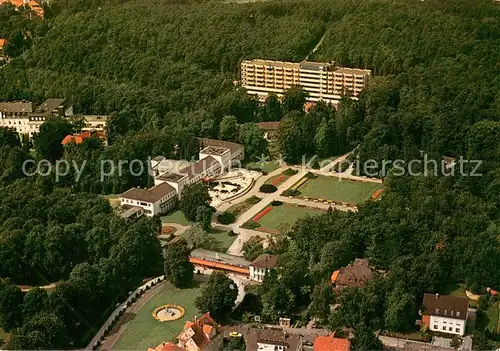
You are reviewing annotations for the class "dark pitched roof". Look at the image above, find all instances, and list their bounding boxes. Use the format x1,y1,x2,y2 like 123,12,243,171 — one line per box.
257,122,280,131
0,101,33,114
422,293,468,320
120,182,176,203
332,258,374,289
251,254,278,269
34,98,66,113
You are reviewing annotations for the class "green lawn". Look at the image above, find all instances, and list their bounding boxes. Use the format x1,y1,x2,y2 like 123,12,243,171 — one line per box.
113,282,202,350
487,301,499,333
246,161,280,173
180,228,236,253
161,210,192,226
257,204,324,231
297,176,383,204
0,328,10,347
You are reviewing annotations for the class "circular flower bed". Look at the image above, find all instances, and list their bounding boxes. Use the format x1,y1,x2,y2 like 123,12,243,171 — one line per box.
152,304,185,322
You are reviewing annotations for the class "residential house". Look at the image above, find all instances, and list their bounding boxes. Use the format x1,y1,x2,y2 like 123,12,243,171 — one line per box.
177,312,218,351
0,0,45,17
219,326,302,351
331,258,374,291
249,254,278,282
420,293,469,336
313,334,350,351
119,182,177,217
81,115,109,132
61,130,106,146
0,101,34,135
148,342,184,351
0,98,73,138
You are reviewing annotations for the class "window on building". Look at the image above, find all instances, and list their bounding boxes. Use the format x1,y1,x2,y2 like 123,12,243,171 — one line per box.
456,312,460,317
442,326,446,331
451,311,454,317
444,310,447,315
456,328,460,333
435,308,440,314
443,321,447,324
449,327,452,331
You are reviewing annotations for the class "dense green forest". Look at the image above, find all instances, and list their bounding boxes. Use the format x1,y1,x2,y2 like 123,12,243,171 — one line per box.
0,0,499,349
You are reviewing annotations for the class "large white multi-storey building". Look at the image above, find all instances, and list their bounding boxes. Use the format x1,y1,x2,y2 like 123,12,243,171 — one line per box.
240,59,371,106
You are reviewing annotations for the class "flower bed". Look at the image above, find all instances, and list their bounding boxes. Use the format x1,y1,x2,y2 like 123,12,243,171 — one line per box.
271,174,287,186
290,177,309,190
252,206,272,222
371,188,384,200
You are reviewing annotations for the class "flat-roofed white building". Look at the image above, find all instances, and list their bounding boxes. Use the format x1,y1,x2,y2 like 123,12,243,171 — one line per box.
241,59,371,106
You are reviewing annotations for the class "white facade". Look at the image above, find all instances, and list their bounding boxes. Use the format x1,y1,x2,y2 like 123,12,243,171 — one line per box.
249,265,267,282
81,115,108,132
429,315,466,336
120,189,177,217
0,116,32,135
241,59,371,106
199,148,231,170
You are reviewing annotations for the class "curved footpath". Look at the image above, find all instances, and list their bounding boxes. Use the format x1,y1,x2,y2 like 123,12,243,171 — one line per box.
86,275,166,350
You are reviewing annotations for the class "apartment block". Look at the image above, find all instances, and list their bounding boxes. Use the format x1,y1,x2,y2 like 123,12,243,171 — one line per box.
241,59,371,106
0,98,73,138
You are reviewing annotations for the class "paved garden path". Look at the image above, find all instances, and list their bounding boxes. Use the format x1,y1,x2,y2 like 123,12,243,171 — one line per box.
87,275,165,350
159,223,190,239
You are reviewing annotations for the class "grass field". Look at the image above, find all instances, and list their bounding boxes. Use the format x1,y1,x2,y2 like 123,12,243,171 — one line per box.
180,228,236,252
161,210,192,226
246,161,280,173
298,176,383,204
113,282,202,350
487,301,499,333
0,328,10,347
256,204,324,231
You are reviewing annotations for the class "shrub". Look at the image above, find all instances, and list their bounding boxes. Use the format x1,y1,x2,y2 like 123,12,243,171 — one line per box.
311,159,320,169
246,196,262,204
270,200,283,206
242,221,260,229
218,211,236,224
228,230,237,237
304,172,317,179
262,171,268,175
259,184,278,193
282,189,301,197
283,168,298,176
334,160,350,173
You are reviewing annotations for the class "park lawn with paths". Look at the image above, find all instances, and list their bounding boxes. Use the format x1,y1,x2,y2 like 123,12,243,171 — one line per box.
298,176,383,204
180,228,236,252
112,282,202,350
161,210,192,226
256,204,324,232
